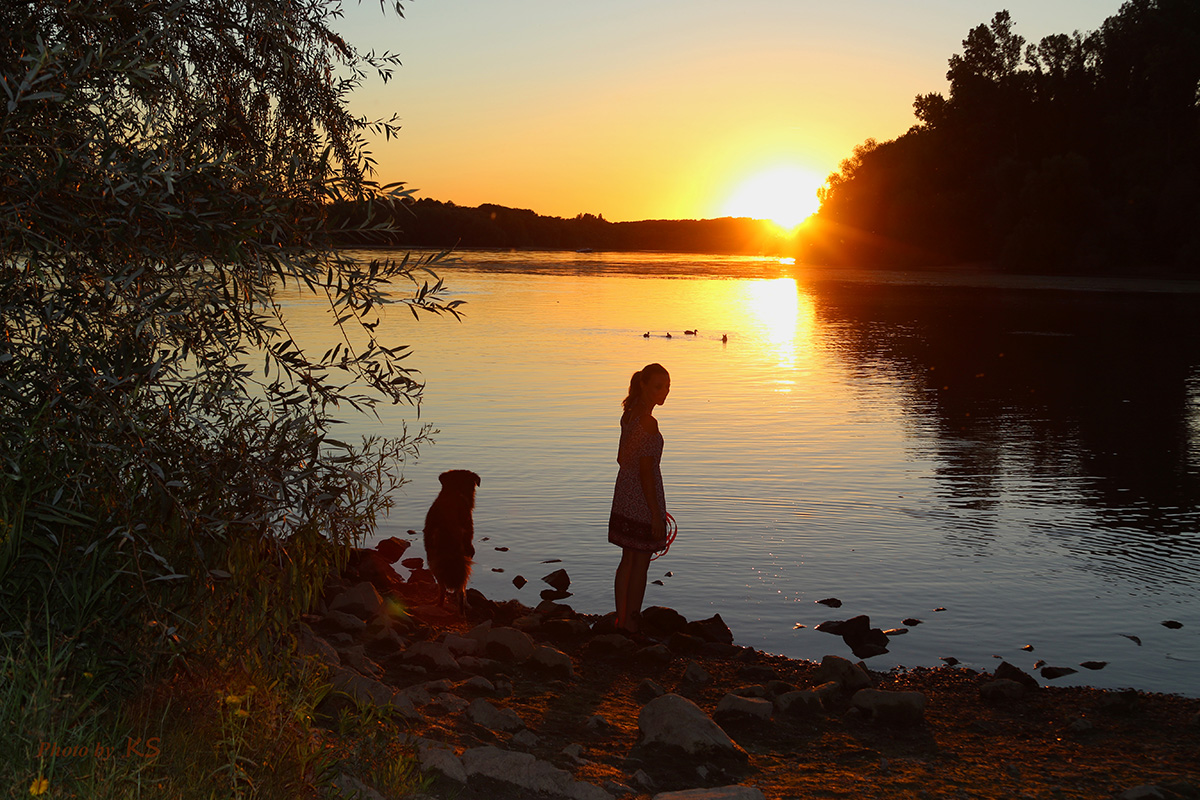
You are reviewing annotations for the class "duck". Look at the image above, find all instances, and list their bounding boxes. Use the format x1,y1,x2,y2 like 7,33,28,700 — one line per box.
665,332,672,338
684,329,697,336
721,334,728,343
643,332,650,338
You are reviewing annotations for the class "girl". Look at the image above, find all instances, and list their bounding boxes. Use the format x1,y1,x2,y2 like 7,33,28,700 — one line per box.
608,363,670,635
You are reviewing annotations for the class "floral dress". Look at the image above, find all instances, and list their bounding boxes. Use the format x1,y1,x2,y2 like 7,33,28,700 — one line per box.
608,414,667,552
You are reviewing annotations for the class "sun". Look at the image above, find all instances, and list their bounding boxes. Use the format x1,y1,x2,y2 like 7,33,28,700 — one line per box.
720,166,824,230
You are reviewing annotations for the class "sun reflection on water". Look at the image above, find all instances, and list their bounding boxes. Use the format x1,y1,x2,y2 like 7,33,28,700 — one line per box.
739,278,813,384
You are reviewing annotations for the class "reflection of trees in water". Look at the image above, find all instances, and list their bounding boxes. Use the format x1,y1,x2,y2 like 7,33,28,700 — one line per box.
808,280,1200,575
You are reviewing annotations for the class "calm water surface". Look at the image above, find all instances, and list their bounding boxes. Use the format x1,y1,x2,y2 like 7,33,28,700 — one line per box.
285,251,1200,696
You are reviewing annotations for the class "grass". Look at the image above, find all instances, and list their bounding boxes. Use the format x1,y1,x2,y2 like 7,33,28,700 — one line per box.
2,623,430,799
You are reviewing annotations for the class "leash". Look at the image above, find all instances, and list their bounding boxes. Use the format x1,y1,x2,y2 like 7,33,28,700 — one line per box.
651,512,678,561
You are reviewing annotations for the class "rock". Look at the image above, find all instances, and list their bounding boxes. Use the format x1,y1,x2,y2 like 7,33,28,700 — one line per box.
730,685,768,698
513,575,528,589
714,693,773,724
634,679,667,704
443,633,479,656
666,632,705,654
1162,620,1184,629
1080,661,1108,670
460,746,612,800
940,657,960,666
1117,786,1171,800
642,606,689,637
700,642,741,658
812,681,843,710
457,655,502,676
586,714,620,736
401,557,424,570
531,644,575,678
511,729,540,749
295,626,339,667
681,661,712,686
815,616,869,637
816,597,842,608
775,690,822,716
541,589,573,601
465,698,526,732
850,688,927,726
319,609,367,634
684,614,733,645
542,568,571,592
995,661,1040,690
473,625,536,663
587,633,637,656
813,654,872,691
636,644,673,664
632,770,656,790
338,644,383,678
979,679,1027,703
374,536,410,563
882,628,907,636
652,787,767,800
329,667,417,718
397,679,454,707
561,743,589,764
333,772,388,800
417,740,467,783
636,693,748,763
460,675,495,694
1040,665,1078,680
902,618,922,626
403,641,459,672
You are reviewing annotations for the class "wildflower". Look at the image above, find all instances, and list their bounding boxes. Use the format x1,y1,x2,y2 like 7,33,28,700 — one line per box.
30,777,49,796
235,709,250,718
224,695,242,705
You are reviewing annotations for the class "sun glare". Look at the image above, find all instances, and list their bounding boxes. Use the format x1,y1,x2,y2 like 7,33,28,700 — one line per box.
721,166,823,230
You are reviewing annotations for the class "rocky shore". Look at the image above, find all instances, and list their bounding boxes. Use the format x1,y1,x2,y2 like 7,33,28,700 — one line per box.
297,539,1200,800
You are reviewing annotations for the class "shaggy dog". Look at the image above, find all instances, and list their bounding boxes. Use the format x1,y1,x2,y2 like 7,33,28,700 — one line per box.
422,470,481,612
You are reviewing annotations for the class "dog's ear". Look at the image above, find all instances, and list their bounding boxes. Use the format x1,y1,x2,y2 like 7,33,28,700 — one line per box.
472,472,481,487
438,471,450,486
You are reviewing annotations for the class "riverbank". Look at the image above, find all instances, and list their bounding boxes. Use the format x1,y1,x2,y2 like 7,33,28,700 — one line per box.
304,542,1200,800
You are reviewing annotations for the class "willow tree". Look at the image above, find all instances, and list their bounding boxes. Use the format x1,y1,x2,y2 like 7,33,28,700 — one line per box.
0,0,456,682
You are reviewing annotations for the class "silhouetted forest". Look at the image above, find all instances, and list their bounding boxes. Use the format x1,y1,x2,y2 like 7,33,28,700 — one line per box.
802,0,1200,275
331,198,791,255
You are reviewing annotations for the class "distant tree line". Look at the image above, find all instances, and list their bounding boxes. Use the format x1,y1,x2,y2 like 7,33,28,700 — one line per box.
803,0,1200,275
330,197,791,255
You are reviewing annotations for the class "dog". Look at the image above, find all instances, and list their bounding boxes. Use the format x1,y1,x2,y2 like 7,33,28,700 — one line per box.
422,469,481,613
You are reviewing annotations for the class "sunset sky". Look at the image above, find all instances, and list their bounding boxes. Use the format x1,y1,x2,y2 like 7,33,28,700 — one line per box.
338,1,1123,224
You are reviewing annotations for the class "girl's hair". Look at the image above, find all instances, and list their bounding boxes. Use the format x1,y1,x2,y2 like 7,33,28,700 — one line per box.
621,363,669,423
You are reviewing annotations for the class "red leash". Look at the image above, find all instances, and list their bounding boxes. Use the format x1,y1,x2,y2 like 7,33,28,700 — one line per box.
651,512,678,561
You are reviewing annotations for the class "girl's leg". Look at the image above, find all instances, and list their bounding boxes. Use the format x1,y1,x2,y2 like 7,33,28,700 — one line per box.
615,548,652,632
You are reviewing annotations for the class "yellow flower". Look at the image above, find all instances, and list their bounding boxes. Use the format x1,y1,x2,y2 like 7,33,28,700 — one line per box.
234,709,250,718
224,694,242,705
30,777,49,796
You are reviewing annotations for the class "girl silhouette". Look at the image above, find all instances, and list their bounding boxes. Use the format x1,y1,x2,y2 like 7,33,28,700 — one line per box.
608,363,671,635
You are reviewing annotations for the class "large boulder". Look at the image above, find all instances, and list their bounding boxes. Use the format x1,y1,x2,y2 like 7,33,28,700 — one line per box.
636,693,747,763
402,641,459,673
471,625,536,663
653,788,767,800
641,606,689,637
812,654,872,691
714,693,772,724
460,746,611,800
684,614,734,645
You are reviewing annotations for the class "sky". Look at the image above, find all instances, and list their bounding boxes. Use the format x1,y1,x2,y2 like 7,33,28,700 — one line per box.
336,0,1124,224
